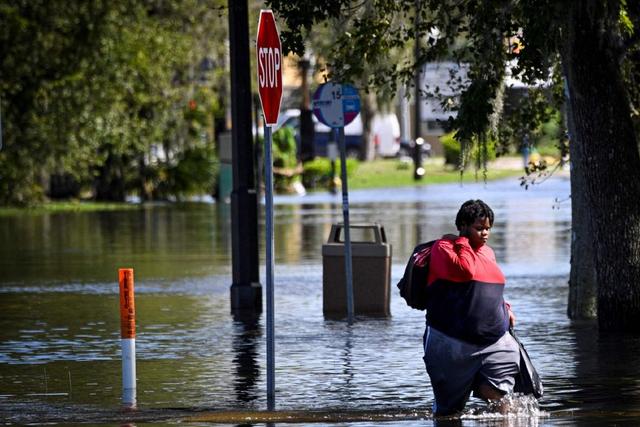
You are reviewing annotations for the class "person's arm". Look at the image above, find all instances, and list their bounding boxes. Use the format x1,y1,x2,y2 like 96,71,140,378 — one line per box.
505,301,516,327
437,235,478,280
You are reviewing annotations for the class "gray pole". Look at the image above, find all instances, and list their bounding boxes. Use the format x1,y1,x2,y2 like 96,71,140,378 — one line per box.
399,87,410,149
228,0,262,311
299,58,315,162
263,123,276,410
336,127,355,323
413,0,425,180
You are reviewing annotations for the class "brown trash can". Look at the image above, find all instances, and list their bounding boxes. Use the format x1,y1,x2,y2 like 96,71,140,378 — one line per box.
322,223,392,318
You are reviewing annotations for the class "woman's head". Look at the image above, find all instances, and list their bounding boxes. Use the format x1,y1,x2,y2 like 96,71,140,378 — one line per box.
455,199,494,248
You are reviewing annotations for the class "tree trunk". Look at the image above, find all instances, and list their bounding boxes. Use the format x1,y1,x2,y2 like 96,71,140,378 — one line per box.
567,143,598,319
565,80,598,320
360,92,375,161
94,149,126,202
562,1,640,331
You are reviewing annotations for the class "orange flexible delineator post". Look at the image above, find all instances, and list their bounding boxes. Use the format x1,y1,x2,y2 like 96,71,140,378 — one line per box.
118,268,136,408
119,268,136,339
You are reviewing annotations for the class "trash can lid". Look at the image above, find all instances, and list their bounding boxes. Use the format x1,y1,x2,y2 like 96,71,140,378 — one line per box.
327,223,387,244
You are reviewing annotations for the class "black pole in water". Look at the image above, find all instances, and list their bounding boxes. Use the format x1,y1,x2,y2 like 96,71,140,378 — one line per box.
228,0,262,311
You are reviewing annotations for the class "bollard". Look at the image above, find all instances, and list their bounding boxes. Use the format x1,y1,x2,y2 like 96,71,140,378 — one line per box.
118,268,136,408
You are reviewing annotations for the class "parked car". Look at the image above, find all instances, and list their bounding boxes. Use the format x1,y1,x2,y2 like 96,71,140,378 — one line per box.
276,108,364,158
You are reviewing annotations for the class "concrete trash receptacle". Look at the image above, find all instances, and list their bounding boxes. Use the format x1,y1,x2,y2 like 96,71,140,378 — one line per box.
322,223,392,318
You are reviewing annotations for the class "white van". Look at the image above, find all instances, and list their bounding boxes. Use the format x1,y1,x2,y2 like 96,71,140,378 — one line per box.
370,113,401,157
277,108,364,158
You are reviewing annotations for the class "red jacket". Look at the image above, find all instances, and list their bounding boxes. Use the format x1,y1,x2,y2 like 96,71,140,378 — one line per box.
425,237,509,345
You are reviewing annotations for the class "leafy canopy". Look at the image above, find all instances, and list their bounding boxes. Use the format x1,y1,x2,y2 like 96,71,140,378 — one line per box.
269,0,639,143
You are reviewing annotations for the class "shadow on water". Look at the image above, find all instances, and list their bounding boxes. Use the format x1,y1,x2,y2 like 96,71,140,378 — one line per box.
564,321,640,422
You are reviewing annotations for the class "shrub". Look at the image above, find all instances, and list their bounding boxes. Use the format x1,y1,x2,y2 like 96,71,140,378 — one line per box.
440,132,496,169
302,157,358,189
155,145,219,199
265,127,301,192
271,127,298,170
441,132,461,166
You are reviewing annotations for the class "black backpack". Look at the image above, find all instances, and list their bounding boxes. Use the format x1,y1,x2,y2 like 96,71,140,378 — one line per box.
397,240,436,310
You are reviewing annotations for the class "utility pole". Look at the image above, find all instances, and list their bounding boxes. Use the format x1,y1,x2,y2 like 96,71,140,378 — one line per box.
413,0,425,181
298,57,315,162
228,0,262,312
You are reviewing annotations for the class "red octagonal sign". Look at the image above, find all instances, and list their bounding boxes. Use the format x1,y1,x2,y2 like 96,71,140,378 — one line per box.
256,10,283,126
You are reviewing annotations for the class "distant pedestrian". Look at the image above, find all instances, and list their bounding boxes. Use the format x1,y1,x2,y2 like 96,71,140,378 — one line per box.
423,199,519,416
521,134,530,170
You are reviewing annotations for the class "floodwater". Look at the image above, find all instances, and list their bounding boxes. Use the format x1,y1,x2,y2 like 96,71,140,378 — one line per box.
2,176,640,426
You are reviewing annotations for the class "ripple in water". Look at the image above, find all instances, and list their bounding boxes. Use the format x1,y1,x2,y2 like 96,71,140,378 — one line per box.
460,394,548,425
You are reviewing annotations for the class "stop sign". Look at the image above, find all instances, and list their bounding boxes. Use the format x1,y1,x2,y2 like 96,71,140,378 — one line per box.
256,10,283,126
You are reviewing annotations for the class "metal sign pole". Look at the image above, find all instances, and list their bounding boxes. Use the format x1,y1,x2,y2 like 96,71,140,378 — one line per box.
336,127,355,324
256,9,281,410
264,122,276,410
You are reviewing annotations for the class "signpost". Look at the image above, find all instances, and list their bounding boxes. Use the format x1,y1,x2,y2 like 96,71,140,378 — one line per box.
312,82,361,324
256,9,282,411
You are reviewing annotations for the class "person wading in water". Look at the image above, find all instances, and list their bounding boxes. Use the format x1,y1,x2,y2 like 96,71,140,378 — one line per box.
423,199,518,416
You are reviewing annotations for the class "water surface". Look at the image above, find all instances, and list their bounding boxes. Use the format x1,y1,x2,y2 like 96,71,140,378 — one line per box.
2,176,639,426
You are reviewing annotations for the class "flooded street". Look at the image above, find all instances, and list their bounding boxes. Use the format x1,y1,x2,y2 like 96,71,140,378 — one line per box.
2,176,640,426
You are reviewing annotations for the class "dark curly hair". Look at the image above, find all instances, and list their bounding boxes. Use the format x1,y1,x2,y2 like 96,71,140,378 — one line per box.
455,199,494,230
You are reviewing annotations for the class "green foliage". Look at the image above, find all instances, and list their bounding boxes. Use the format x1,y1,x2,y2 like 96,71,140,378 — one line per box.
440,132,496,169
257,127,303,193
268,0,636,157
535,112,565,157
0,0,111,205
272,127,298,170
441,133,461,166
302,157,358,189
163,145,219,199
270,1,525,134
0,0,228,205
496,87,559,154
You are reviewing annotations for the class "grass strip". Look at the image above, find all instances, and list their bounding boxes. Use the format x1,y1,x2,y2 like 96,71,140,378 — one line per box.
346,158,525,190
0,201,139,217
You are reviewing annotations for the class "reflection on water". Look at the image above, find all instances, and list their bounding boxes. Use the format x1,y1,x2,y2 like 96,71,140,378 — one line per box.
232,311,261,404
1,177,639,425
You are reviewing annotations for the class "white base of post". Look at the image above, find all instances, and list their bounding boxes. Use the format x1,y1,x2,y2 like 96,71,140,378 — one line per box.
121,338,137,408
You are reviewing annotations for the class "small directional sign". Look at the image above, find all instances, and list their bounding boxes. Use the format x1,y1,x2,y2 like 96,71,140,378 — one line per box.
312,82,361,128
